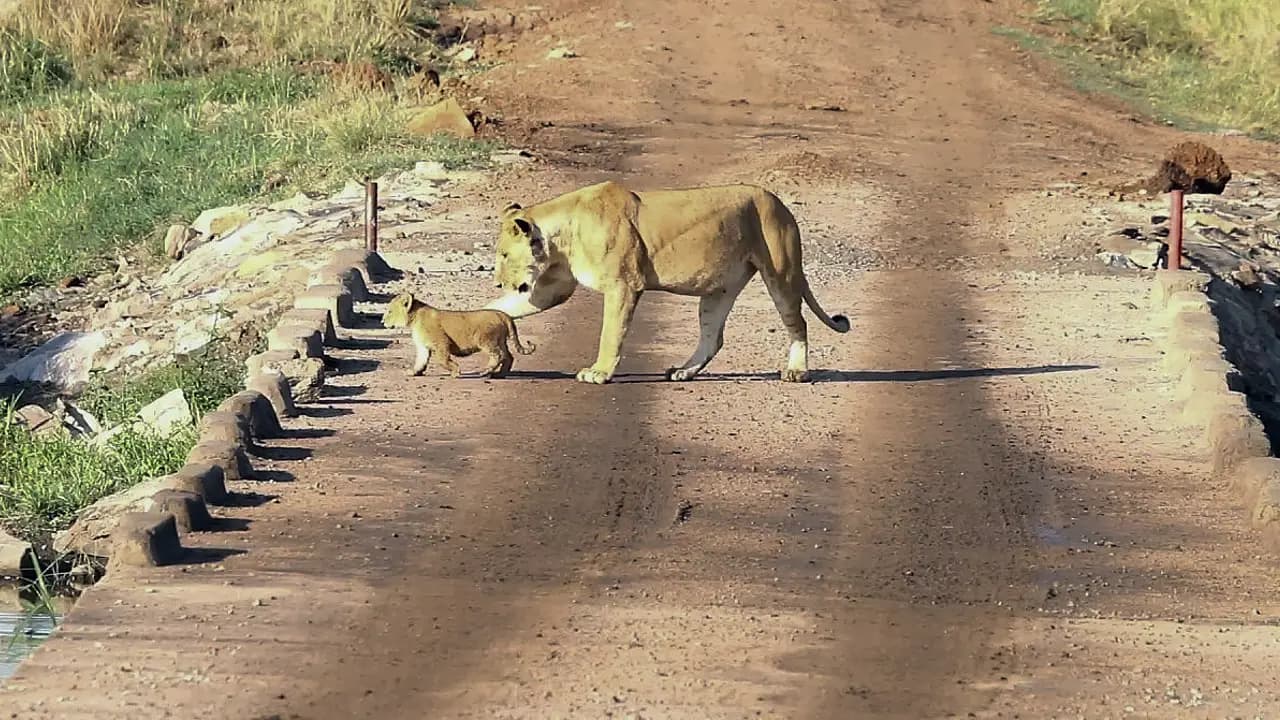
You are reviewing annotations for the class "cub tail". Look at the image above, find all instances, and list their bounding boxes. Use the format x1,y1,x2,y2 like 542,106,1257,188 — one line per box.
502,313,537,355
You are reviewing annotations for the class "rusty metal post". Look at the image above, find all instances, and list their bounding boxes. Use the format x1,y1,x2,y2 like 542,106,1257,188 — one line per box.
364,178,379,253
1168,189,1185,270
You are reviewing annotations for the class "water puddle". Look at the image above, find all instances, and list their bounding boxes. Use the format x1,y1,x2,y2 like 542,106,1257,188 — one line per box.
0,585,73,684
0,611,56,681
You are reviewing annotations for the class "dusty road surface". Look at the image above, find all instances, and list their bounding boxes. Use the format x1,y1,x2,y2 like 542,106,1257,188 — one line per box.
4,0,1280,718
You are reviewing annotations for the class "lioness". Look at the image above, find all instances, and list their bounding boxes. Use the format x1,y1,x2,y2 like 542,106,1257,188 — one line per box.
382,292,535,378
486,180,849,384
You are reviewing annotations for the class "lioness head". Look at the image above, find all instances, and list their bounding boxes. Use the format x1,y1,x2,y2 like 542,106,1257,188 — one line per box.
494,202,549,295
382,292,415,329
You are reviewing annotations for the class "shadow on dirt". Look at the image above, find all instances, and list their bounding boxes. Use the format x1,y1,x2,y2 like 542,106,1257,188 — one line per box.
503,363,1099,383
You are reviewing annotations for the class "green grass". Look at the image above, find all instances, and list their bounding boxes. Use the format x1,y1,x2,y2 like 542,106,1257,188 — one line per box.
0,68,495,298
1013,0,1280,139
0,30,73,103
76,339,249,424
0,408,196,542
0,340,251,543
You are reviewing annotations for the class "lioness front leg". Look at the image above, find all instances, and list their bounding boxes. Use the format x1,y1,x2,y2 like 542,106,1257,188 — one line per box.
577,288,640,385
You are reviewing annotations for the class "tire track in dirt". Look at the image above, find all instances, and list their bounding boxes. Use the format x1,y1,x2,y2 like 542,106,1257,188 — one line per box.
290,292,691,717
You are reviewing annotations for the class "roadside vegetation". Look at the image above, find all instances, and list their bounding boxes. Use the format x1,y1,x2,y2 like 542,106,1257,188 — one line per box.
1004,0,1279,138
0,0,490,299
0,1,491,552
1,340,249,544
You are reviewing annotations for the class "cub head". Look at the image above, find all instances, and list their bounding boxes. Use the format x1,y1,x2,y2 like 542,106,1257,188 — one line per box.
493,202,550,296
381,292,415,329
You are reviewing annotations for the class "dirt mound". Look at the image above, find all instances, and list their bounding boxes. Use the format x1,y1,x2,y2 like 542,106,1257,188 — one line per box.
1118,141,1233,197
1151,141,1232,194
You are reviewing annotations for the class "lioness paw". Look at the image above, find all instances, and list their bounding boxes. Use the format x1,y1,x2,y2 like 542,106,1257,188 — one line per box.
665,367,699,382
780,368,810,383
575,367,612,384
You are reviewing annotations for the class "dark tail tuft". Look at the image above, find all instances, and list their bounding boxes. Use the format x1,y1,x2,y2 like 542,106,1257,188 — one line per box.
832,314,851,333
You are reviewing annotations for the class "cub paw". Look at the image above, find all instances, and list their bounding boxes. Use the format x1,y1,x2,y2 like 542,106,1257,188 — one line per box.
575,367,612,384
780,368,810,383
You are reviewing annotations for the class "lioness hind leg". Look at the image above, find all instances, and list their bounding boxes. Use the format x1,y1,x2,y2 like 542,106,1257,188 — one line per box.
761,273,809,383
667,273,752,382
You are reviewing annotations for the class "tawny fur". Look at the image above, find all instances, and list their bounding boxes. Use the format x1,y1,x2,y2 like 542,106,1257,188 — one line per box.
382,292,534,378
485,180,849,385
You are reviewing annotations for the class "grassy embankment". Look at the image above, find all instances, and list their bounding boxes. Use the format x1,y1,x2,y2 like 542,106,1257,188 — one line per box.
999,0,1279,138
0,0,490,549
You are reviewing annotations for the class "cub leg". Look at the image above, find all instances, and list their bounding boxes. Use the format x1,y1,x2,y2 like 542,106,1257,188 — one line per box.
411,341,432,376
480,341,512,378
432,342,461,378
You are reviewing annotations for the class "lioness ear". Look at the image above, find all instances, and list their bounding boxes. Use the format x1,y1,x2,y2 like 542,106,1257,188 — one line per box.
513,217,533,235
502,202,522,215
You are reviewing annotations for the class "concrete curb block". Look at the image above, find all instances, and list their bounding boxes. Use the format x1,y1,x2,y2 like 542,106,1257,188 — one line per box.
1232,457,1280,513
281,307,338,345
198,410,253,450
219,389,283,440
1174,355,1234,406
1164,290,1212,317
149,489,214,532
330,248,396,284
247,369,298,419
167,463,229,506
1207,395,1270,477
1254,479,1280,552
309,262,369,302
267,323,325,358
246,349,300,377
188,439,254,482
1151,269,1210,311
294,284,355,328
108,512,184,569
1152,270,1277,550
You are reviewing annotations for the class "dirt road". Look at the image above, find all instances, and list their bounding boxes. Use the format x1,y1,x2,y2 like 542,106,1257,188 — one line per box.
4,0,1280,717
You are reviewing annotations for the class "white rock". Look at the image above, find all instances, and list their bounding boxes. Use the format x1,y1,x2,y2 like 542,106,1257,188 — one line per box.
173,313,222,356
136,388,193,437
0,331,107,390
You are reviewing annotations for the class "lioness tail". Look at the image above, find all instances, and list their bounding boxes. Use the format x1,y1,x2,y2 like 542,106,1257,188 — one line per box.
502,313,536,355
802,280,851,333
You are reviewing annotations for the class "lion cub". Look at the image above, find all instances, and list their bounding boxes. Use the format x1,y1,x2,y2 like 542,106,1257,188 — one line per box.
381,292,535,378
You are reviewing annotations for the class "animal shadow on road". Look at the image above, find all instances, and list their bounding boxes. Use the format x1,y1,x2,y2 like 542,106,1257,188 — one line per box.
505,364,1099,383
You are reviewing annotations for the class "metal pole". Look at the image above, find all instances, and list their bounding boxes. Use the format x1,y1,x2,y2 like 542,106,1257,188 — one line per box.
364,179,379,253
1169,189,1184,270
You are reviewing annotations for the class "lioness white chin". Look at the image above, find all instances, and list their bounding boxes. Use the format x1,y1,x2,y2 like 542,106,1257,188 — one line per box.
486,180,850,385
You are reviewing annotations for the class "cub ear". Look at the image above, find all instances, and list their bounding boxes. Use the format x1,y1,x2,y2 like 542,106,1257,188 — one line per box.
502,202,523,215
513,217,533,235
